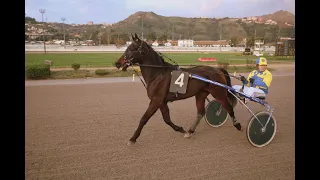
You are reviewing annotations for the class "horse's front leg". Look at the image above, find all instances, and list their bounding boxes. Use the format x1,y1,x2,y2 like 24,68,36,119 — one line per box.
159,103,186,133
128,100,159,146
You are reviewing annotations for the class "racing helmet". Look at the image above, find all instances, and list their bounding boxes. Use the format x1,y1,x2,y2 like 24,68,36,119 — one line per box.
255,57,267,66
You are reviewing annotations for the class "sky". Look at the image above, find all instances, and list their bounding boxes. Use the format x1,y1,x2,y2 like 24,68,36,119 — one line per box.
25,0,295,24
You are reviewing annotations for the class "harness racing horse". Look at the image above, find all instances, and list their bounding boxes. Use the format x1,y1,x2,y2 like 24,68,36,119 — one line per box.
115,33,242,146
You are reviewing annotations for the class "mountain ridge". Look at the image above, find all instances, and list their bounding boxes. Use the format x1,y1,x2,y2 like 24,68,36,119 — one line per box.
25,10,295,43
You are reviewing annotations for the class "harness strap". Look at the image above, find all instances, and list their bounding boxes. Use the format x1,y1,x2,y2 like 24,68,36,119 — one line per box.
130,66,147,89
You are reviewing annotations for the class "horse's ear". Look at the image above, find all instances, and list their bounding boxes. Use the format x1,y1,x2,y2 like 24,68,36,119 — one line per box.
134,33,140,41
131,33,135,41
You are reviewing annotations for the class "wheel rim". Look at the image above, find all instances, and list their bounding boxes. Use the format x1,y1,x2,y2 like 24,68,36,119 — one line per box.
247,111,277,147
205,100,228,127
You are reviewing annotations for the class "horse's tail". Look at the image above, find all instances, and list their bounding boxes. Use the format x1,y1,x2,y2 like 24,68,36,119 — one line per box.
219,68,237,108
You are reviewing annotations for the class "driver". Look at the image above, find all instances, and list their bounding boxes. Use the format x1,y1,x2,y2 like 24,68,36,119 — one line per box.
232,57,273,104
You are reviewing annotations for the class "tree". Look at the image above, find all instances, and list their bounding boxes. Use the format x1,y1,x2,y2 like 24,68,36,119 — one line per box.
246,36,255,48
25,16,37,24
118,33,130,42
90,31,100,44
50,33,72,41
147,32,157,42
110,33,129,45
116,39,126,47
158,34,168,43
230,37,240,46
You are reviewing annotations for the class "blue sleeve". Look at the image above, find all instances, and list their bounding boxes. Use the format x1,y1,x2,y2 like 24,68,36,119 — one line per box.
244,71,254,86
254,76,267,87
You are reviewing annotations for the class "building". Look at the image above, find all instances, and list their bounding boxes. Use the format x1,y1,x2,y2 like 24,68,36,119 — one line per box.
193,40,228,47
177,39,194,47
126,41,132,46
265,19,277,25
152,42,159,47
275,37,295,56
247,16,257,21
253,39,264,56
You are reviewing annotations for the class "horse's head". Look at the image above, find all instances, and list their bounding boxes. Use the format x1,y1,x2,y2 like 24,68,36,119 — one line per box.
114,54,129,71
114,33,150,71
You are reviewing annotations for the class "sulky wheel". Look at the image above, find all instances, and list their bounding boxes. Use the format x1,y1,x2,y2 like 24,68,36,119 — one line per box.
204,100,229,127
246,111,277,147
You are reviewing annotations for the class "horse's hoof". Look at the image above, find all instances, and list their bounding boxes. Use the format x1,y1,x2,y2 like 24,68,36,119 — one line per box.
127,141,135,146
184,133,193,138
234,123,243,131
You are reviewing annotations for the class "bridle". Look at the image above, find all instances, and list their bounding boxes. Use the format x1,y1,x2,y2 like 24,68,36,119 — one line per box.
123,40,151,66
122,40,180,89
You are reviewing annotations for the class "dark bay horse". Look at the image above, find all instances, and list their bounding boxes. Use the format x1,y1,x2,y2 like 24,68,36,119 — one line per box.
115,33,242,146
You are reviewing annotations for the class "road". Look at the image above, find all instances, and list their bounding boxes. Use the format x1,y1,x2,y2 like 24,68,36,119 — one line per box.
25,67,295,180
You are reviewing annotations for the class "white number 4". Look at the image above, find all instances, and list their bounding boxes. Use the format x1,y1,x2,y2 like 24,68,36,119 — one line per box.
174,73,184,87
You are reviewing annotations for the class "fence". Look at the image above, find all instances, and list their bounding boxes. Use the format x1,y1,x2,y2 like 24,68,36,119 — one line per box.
25,44,276,53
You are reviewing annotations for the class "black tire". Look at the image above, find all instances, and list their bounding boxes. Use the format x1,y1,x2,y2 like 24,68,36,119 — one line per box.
204,100,229,127
246,111,277,147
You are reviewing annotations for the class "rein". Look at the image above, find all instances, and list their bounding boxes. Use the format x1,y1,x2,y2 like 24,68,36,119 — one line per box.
123,41,241,89
126,46,181,89
129,65,147,88
127,54,241,90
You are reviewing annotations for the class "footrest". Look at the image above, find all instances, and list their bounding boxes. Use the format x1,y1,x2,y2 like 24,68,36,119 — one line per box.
256,96,265,100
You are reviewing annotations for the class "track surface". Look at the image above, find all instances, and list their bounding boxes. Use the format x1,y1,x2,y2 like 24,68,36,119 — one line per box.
25,68,295,180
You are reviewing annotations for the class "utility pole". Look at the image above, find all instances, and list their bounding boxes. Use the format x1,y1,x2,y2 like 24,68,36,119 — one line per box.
99,26,105,45
254,29,256,40
141,17,144,40
172,25,174,40
278,19,283,40
292,21,295,37
61,17,66,49
39,9,46,54
219,23,222,41
254,29,260,55
219,23,222,52
99,26,102,46
107,28,110,45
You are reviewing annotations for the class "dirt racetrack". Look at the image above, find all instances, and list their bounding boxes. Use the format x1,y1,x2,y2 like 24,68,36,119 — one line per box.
25,69,295,180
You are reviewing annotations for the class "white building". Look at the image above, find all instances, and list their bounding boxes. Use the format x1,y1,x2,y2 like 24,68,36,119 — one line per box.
126,41,132,46
247,16,257,21
253,39,264,56
265,19,277,25
165,42,172,47
177,39,194,47
152,42,159,47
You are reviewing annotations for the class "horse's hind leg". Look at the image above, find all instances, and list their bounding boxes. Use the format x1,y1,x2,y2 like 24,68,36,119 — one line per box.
159,103,186,133
184,91,209,138
215,95,243,131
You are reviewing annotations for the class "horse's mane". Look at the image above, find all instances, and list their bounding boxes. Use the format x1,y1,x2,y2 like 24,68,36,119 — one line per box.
143,41,175,67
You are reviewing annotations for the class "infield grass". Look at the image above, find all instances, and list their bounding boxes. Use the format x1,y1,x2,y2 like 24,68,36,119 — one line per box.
43,66,275,80
25,52,294,68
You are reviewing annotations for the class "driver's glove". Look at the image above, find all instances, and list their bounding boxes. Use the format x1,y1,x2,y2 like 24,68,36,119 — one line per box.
240,76,246,83
249,78,254,84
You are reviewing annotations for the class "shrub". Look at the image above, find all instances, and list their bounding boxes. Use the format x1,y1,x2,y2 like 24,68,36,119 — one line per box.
217,62,229,69
71,63,80,71
25,64,51,80
95,69,108,76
